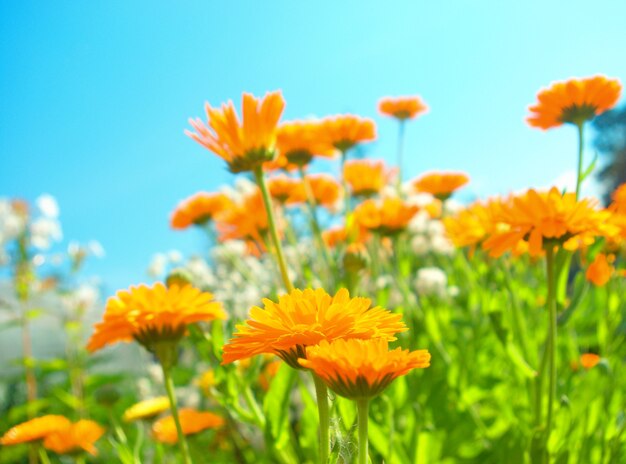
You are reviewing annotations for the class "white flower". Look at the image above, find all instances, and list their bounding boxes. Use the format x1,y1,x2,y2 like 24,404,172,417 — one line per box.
36,194,59,218
167,250,183,263
408,211,431,234
147,363,164,384
443,199,463,215
411,235,430,256
431,235,454,255
0,200,26,242
426,220,446,238
415,267,448,298
147,253,168,277
30,217,62,249
88,240,105,257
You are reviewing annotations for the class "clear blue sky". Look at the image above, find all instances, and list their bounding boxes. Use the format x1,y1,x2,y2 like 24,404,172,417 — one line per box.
2,1,625,292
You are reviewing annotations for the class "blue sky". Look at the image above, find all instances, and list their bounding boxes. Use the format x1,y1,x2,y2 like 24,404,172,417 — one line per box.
2,1,625,292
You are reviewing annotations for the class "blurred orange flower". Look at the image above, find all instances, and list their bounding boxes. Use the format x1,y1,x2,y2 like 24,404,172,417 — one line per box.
43,420,105,456
274,120,336,168
353,197,419,235
527,76,621,129
186,91,285,172
123,397,170,422
378,96,428,120
299,338,430,399
320,115,376,152
305,174,343,210
322,226,348,248
267,175,306,205
444,198,505,249
585,253,612,286
0,415,71,446
413,172,469,200
259,360,282,390
580,353,601,369
610,183,626,215
86,283,226,352
153,409,224,444
221,288,406,368
343,159,392,196
170,192,234,230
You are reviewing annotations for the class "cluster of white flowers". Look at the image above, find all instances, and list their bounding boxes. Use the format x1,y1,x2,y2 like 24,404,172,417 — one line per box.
414,267,453,299
408,211,454,256
60,282,100,314
30,194,63,250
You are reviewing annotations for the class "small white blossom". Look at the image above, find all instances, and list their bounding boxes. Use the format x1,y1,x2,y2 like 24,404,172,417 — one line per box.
36,194,60,218
415,267,448,298
30,217,62,249
147,253,168,278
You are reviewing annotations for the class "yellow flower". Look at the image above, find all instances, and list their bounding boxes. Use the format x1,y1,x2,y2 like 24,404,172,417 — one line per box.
152,409,224,444
123,397,171,422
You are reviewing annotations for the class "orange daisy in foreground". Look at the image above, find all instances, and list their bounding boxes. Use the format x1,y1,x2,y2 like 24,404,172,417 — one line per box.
413,172,469,200
186,91,285,173
378,96,429,120
320,115,376,152
86,283,226,353
267,175,306,206
274,120,336,168
0,415,71,446
153,409,224,444
222,288,406,368
482,187,615,257
353,197,419,235
299,338,430,399
43,420,105,456
170,192,234,230
526,76,622,129
344,159,393,196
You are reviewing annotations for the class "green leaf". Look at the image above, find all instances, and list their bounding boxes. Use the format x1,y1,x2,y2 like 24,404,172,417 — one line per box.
263,364,297,461
505,341,537,378
580,152,599,183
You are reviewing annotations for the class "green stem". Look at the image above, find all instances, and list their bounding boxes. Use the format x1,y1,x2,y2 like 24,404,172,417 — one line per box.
253,167,294,292
545,246,558,442
162,364,193,464
243,387,266,429
76,455,86,464
312,373,330,463
396,119,406,192
357,398,370,464
575,121,584,200
340,149,351,219
36,445,51,464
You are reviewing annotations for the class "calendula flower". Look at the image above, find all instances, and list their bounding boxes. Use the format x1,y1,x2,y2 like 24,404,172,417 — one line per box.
354,197,419,235
267,175,306,205
443,198,505,249
43,420,105,456
320,115,376,152
586,253,612,286
580,353,601,369
86,283,226,353
305,174,343,210
482,188,615,257
527,76,622,129
274,120,336,168
322,226,348,248
378,96,429,120
299,338,430,399
123,397,171,422
222,288,406,368
152,409,224,444
0,415,71,446
344,159,392,196
170,192,234,230
186,91,285,173
413,172,469,200
610,183,626,215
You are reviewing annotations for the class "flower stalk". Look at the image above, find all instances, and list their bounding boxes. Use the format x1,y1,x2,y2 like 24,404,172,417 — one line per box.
160,359,193,464
357,398,370,464
312,373,330,463
575,121,585,200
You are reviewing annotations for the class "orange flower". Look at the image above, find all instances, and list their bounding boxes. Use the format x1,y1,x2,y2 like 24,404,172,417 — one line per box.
221,288,407,368
527,76,622,129
586,253,612,286
610,183,626,215
322,226,348,248
353,197,419,235
343,159,393,196
443,198,505,249
267,175,306,205
482,188,615,257
43,420,104,456
86,283,226,353
274,120,336,167
0,415,71,446
413,172,469,200
320,115,376,152
580,353,601,369
152,409,224,444
170,192,234,230
259,360,282,390
299,338,430,399
378,96,428,120
123,397,171,422
186,91,285,172
305,174,342,210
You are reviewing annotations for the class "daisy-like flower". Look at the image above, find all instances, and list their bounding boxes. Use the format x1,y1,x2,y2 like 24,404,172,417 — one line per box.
344,159,393,197
152,409,224,444
123,397,171,422
610,183,626,215
322,226,348,248
585,253,612,286
86,283,226,354
0,415,71,446
353,197,419,235
274,120,336,168
299,338,430,399
186,91,285,173
222,288,406,368
482,187,616,257
378,96,429,120
267,175,306,206
443,198,505,250
580,353,601,369
320,115,376,152
413,172,469,201
527,76,622,129
304,174,343,210
43,420,105,456
170,192,234,230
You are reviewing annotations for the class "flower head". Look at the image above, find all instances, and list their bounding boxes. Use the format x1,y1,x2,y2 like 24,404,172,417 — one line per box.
586,253,612,286
610,183,626,215
344,159,393,196
299,338,430,399
170,192,234,230
580,353,601,370
43,420,104,456
378,96,429,120
305,174,343,210
274,120,336,167
186,91,285,172
354,197,419,235
222,288,406,368
86,283,226,353
152,409,224,444
527,76,621,129
267,175,306,206
123,397,171,422
320,115,376,152
443,198,505,249
0,415,71,446
413,172,469,200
